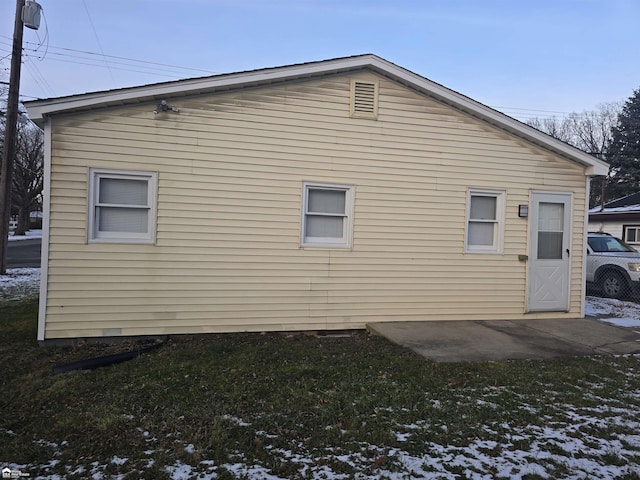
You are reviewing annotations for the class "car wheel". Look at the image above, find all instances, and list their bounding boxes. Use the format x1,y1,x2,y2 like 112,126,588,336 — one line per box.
600,271,627,299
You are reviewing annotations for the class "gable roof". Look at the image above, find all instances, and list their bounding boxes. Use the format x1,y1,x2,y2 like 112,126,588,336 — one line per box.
24,54,608,176
600,192,640,209
589,191,640,217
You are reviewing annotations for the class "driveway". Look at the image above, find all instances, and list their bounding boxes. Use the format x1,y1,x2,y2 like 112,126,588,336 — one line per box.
368,316,640,362
7,238,42,268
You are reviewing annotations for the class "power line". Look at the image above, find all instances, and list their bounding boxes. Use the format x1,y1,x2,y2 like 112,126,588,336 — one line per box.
493,106,574,115
24,48,201,77
1,34,633,122
29,56,187,78
22,40,220,75
81,0,115,86
0,34,220,75
23,56,55,97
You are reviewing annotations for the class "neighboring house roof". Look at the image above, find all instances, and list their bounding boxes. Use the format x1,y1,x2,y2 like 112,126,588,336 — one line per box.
24,53,608,176
589,192,640,220
593,192,640,210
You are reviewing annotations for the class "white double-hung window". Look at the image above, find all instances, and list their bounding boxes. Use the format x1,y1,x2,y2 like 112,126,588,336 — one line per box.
88,169,157,243
465,189,505,253
624,225,640,245
301,182,353,247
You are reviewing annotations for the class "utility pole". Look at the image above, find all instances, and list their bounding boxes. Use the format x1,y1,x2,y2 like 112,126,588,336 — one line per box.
0,0,26,274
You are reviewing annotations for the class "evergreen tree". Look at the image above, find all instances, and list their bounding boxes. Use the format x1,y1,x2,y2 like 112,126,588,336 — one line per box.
606,88,640,201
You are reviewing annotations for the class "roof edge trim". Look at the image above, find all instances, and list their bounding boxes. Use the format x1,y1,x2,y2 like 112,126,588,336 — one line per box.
24,54,609,176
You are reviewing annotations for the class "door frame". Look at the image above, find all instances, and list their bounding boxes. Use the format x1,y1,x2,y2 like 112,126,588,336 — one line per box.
526,191,573,312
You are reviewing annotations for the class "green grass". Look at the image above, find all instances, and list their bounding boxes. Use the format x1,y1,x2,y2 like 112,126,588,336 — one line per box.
1,298,640,479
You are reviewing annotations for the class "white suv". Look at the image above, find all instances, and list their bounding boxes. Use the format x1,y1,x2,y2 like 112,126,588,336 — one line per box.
586,232,640,298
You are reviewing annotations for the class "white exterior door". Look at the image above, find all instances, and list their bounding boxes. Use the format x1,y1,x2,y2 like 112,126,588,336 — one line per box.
527,192,572,312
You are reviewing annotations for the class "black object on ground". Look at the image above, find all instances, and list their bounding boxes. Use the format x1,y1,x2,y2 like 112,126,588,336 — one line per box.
53,342,163,374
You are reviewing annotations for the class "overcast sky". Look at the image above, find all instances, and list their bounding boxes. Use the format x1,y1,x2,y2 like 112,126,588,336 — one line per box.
1,0,639,122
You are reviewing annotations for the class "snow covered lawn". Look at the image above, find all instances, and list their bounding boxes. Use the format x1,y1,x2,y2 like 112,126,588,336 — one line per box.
1,281,640,479
2,350,640,479
586,296,640,329
1,229,42,300
0,267,40,301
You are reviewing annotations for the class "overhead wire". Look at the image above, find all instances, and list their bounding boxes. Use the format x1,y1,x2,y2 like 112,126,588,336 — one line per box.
0,34,636,124
21,40,220,75
26,49,204,77
24,56,56,97
0,34,219,76
22,59,49,96
81,0,116,86
33,56,189,78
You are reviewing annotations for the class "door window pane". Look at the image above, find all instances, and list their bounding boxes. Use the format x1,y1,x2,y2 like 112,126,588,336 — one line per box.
537,202,564,260
538,202,563,231
538,232,563,259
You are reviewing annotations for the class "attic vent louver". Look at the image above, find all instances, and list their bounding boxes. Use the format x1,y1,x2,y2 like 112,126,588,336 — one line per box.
350,80,378,119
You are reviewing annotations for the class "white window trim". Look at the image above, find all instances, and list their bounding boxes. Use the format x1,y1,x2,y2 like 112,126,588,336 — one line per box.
88,168,157,244
624,225,640,244
301,182,354,248
465,188,505,254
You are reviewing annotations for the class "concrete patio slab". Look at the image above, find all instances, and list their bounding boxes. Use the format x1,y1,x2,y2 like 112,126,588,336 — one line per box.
367,317,640,362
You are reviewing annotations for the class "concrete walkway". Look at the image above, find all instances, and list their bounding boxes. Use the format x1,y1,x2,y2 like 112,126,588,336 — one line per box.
367,317,640,362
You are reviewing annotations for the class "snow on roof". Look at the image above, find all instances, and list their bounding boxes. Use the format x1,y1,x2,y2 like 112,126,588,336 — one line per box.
589,204,640,214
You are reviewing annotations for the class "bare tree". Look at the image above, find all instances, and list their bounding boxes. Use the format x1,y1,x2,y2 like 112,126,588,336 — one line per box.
527,116,574,144
11,123,43,235
526,102,621,207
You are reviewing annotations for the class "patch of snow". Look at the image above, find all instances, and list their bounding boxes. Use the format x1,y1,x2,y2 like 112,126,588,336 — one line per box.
586,296,640,328
224,461,297,480
8,229,42,241
12,404,640,480
69,465,86,475
600,317,640,328
6,296,640,479
165,460,196,480
222,414,252,426
36,439,59,450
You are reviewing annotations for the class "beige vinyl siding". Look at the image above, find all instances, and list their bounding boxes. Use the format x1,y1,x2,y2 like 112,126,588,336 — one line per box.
43,72,587,339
